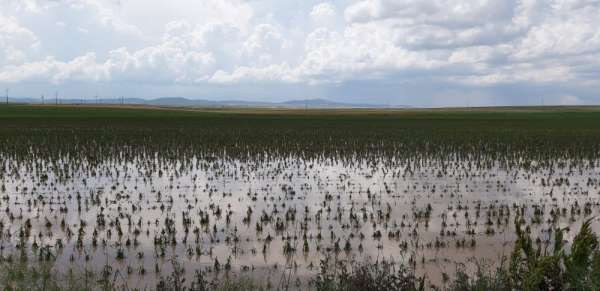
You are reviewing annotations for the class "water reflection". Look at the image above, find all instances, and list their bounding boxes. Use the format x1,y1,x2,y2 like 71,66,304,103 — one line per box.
1,154,599,289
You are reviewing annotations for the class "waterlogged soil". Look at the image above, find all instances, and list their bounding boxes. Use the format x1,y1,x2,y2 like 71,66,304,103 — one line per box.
1,154,599,289
2,106,600,290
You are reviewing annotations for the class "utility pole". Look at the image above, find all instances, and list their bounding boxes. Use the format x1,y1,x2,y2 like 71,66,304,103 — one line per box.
55,91,58,105
95,95,98,104
41,94,45,105
5,88,8,105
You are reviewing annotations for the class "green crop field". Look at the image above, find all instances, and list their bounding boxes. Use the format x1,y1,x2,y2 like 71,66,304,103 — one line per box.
2,105,600,133
2,104,600,161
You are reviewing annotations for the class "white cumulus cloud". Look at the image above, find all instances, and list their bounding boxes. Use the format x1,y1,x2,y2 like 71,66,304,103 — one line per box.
0,0,599,106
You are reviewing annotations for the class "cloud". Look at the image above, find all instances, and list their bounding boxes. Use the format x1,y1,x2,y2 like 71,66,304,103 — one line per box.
1,0,600,106
555,95,585,106
311,2,337,21
209,63,296,83
241,24,285,59
513,2,600,60
0,13,39,66
0,53,111,83
344,0,527,49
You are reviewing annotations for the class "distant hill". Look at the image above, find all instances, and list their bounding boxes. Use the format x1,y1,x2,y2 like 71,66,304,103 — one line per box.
6,96,407,109
279,98,390,108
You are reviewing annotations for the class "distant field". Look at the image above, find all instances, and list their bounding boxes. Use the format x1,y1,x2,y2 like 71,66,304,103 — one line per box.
2,104,600,125
2,104,600,162
3,104,599,156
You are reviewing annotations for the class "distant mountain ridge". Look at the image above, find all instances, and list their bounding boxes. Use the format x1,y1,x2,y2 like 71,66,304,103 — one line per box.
6,97,406,108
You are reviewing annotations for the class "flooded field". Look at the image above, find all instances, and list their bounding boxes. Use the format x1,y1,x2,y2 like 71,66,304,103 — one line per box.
1,105,600,290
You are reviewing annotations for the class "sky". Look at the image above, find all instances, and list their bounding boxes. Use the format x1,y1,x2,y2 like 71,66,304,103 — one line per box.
0,0,599,107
